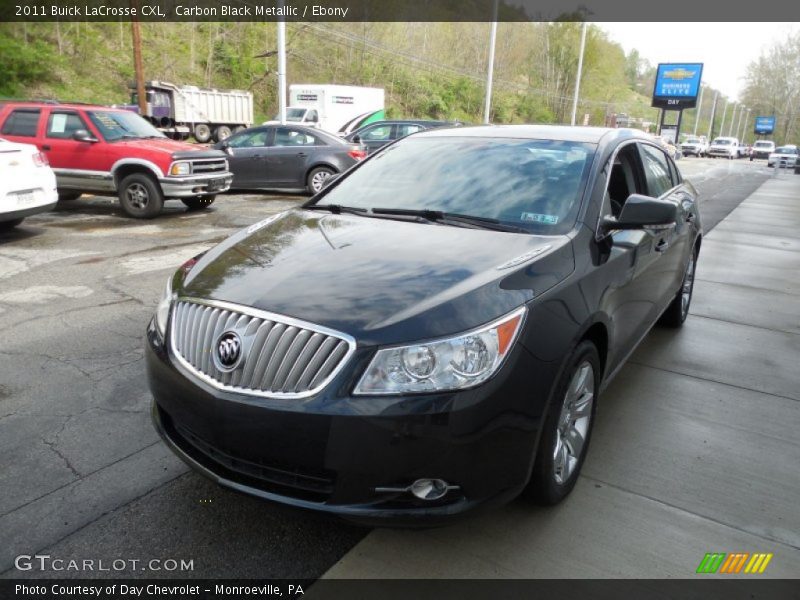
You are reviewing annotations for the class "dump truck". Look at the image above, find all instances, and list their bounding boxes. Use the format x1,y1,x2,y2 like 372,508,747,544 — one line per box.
128,81,254,143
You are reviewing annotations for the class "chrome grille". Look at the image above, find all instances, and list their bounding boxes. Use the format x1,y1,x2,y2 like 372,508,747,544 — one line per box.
191,159,228,174
169,299,355,398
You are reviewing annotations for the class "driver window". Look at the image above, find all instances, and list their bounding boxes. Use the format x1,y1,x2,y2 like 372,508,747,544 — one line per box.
227,129,268,148
603,144,642,218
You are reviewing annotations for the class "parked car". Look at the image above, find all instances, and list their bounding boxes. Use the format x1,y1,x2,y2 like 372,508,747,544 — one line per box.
0,137,58,229
0,101,233,218
146,125,702,523
679,136,708,157
213,124,366,194
751,140,776,160
707,137,739,159
767,145,798,168
344,120,462,154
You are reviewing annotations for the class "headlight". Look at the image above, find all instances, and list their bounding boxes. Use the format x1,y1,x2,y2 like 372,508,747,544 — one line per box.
154,276,173,337
169,161,191,176
354,307,526,395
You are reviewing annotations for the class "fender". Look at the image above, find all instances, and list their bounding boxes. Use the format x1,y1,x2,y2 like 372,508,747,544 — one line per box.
111,158,165,182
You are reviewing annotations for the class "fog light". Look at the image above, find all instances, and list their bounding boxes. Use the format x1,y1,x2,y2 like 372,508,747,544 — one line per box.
410,478,449,501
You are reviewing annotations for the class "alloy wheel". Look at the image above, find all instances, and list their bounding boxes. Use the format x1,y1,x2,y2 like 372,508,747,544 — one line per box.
311,170,332,192
553,361,594,485
126,183,150,210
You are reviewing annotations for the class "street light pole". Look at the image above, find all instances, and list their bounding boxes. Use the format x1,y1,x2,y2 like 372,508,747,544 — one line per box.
743,108,751,144
735,105,746,140
728,103,738,136
707,91,719,140
482,0,499,125
277,17,287,124
719,100,729,137
693,83,705,136
570,21,588,127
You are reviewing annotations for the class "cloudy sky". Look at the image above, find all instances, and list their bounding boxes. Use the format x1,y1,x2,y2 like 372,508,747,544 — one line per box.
598,22,797,100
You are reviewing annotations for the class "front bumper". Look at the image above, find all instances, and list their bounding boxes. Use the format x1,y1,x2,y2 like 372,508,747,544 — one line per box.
145,320,555,524
159,173,233,198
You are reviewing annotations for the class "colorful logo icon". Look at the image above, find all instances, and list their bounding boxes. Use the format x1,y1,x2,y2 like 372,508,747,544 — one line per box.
696,552,773,574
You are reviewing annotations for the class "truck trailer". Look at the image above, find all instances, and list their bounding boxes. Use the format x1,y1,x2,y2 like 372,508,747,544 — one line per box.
129,81,254,143
269,84,385,134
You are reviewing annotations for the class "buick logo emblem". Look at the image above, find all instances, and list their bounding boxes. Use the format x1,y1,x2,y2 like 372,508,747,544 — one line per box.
214,331,242,371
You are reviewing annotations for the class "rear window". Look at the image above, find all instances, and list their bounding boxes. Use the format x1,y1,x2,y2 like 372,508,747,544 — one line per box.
1,109,41,137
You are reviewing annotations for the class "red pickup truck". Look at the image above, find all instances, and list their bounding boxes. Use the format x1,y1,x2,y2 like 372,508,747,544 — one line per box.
0,101,233,218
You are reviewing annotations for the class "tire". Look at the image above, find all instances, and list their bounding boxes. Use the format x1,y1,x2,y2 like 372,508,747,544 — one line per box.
181,195,216,210
659,247,698,328
58,192,82,202
193,123,212,143
0,218,24,230
214,126,233,142
523,340,600,506
306,166,336,194
118,173,164,219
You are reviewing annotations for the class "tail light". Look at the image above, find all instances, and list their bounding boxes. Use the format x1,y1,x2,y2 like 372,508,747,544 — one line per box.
347,149,367,161
32,152,49,167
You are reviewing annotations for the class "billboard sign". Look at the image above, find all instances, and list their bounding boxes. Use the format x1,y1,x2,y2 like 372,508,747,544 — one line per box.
754,116,776,135
652,63,703,109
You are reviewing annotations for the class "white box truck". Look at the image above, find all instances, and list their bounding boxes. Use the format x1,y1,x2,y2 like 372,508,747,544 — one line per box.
269,84,385,134
128,81,254,143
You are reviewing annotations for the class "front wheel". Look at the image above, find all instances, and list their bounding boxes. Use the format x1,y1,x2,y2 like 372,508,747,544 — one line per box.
660,248,697,327
306,166,336,194
118,173,164,219
181,196,216,210
523,341,600,505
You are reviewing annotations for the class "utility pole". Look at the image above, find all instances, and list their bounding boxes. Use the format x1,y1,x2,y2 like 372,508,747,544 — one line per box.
130,0,146,115
570,21,588,127
482,0,499,125
693,83,705,136
742,108,751,144
735,105,746,140
707,91,719,140
277,20,287,125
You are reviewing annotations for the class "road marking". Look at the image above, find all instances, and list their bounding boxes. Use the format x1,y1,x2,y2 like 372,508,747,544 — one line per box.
0,285,94,304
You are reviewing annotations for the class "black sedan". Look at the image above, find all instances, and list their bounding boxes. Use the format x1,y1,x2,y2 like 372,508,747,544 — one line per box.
344,119,462,153
147,125,701,523
213,124,366,194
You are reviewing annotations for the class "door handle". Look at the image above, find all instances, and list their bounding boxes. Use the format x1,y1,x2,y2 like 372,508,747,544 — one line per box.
42,144,51,151
297,152,308,158
655,239,670,253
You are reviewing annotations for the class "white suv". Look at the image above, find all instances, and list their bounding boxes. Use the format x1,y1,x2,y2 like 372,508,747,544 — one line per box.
1,138,58,229
708,137,739,159
750,140,776,160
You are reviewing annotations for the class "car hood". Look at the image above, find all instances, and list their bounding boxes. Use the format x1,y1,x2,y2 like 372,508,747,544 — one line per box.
114,138,222,158
179,209,575,345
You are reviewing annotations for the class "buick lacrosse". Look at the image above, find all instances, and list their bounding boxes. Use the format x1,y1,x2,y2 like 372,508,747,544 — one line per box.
146,125,702,523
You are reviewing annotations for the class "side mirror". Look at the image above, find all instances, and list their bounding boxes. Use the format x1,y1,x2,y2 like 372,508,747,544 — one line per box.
72,129,98,143
601,194,677,233
351,134,361,144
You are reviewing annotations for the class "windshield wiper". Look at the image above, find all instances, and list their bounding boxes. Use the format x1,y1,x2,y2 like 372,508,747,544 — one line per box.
304,204,367,215
370,208,528,233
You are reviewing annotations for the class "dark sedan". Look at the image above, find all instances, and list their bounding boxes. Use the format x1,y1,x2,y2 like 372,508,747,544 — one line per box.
345,119,462,153
214,124,366,194
147,125,702,523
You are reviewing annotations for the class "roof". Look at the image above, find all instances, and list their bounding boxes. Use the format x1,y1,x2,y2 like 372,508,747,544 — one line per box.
414,124,650,144
0,100,125,111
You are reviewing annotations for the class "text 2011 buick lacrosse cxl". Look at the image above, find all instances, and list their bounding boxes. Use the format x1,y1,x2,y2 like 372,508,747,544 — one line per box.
146,125,702,523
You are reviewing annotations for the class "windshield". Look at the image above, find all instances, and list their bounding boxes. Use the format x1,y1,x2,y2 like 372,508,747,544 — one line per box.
684,138,701,144
87,110,166,141
754,142,772,148
775,146,797,154
712,139,731,145
275,108,308,122
315,137,595,235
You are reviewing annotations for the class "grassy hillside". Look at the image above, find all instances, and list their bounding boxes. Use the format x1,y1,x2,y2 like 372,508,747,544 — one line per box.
1,22,661,126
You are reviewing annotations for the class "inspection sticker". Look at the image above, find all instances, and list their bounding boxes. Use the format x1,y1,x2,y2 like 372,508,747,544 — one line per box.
521,212,559,225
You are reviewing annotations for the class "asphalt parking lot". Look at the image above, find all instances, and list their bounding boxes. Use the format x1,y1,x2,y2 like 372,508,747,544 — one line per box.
1,157,796,580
